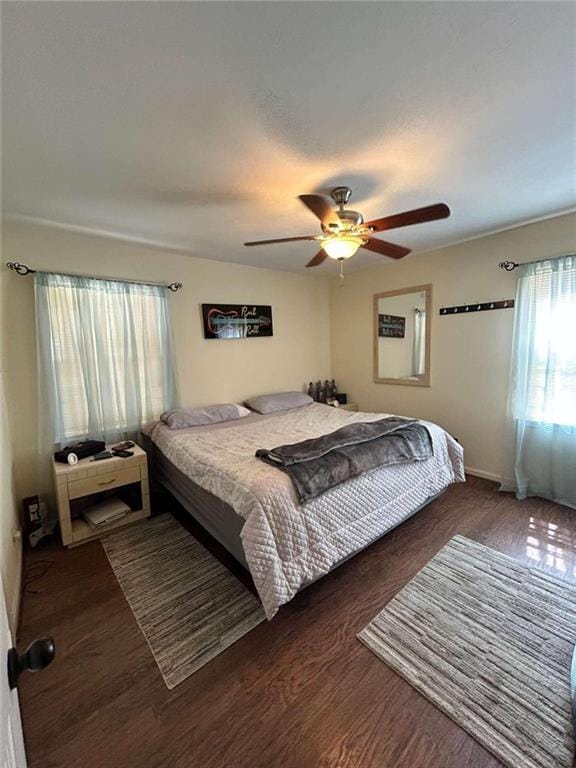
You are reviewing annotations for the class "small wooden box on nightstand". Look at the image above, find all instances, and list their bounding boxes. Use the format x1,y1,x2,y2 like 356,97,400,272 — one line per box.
53,444,150,547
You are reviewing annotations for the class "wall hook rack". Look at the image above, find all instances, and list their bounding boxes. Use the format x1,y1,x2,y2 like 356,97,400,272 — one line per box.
439,299,515,315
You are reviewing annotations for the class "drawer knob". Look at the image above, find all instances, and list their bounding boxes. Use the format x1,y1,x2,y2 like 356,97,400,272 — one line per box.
97,478,116,486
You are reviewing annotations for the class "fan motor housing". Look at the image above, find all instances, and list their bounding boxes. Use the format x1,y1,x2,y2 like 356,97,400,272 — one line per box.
335,209,364,228
328,187,364,229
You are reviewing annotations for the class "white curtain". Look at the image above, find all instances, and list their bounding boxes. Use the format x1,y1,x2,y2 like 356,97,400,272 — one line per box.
412,309,426,377
500,254,576,509
35,272,178,457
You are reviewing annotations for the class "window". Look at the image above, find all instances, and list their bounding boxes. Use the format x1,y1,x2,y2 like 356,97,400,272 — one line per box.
35,272,177,443
517,260,576,427
501,254,576,506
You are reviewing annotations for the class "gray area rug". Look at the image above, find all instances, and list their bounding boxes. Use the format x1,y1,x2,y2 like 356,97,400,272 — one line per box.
102,514,265,689
358,535,576,768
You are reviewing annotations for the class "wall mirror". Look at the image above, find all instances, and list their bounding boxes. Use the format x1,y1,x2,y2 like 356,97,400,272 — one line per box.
373,284,432,387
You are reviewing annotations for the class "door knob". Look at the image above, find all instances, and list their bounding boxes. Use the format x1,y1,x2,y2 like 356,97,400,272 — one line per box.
7,637,55,690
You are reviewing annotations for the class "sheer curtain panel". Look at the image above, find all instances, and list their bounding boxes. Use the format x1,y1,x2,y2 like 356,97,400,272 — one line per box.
500,254,576,509
412,309,426,377
35,272,178,452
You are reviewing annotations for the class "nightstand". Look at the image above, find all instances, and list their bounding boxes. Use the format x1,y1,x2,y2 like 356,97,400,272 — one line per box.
339,403,359,412
53,444,150,547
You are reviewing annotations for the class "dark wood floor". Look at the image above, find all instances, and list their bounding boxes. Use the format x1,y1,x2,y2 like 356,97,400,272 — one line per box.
17,476,576,768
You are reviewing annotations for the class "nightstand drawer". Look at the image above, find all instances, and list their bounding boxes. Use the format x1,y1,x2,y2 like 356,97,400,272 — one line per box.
67,466,141,500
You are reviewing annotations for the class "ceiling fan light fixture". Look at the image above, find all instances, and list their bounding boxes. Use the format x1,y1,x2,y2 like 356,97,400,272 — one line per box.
320,235,363,260
244,188,450,269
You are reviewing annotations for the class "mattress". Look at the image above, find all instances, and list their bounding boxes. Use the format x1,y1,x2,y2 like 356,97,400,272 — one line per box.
144,433,249,567
143,403,465,619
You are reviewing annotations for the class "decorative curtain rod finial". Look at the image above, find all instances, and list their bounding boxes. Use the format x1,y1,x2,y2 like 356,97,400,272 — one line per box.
7,261,36,275
168,282,183,293
499,261,519,271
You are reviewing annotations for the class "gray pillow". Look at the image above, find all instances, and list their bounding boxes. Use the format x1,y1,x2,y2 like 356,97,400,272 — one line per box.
244,391,313,414
161,403,251,429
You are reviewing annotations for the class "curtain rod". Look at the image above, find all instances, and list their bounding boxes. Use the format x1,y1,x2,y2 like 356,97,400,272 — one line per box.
498,253,574,272
5,262,183,292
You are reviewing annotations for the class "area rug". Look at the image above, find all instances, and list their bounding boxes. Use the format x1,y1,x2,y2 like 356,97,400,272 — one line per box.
358,535,576,768
102,514,265,689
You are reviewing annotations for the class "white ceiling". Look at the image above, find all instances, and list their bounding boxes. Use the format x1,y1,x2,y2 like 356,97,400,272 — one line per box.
2,1,575,274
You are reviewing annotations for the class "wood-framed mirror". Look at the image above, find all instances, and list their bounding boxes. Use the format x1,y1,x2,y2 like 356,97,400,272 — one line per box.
373,284,432,387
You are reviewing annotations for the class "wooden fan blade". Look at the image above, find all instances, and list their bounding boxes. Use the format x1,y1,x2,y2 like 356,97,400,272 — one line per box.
365,203,450,233
244,235,318,247
361,238,411,259
306,250,328,268
298,194,341,230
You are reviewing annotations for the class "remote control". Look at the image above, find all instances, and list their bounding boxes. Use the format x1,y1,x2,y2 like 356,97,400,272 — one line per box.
91,451,113,461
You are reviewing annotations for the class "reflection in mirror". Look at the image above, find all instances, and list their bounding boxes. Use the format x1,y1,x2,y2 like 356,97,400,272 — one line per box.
373,284,432,387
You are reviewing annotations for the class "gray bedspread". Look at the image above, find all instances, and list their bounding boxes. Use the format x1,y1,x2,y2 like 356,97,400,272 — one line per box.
143,403,464,618
256,417,433,502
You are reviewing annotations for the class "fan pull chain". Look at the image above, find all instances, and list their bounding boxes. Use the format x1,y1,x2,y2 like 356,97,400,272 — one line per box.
339,258,345,286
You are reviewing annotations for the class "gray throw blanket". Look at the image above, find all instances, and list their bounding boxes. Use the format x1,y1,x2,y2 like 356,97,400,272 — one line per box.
256,417,433,503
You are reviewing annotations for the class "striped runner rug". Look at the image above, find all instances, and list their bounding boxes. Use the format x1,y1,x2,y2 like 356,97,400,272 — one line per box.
358,535,576,768
102,514,265,689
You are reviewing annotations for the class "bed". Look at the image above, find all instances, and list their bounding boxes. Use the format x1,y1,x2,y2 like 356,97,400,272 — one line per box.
142,403,465,619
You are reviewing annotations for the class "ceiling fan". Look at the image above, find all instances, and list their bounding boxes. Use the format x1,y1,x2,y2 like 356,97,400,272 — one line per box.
244,186,450,269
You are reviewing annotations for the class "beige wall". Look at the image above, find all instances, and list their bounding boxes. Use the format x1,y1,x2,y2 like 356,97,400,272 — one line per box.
2,210,575,568
330,212,576,480
1,219,331,501
0,263,22,633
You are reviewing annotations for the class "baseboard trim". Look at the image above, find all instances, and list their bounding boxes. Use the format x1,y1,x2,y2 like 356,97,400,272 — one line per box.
464,466,501,483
